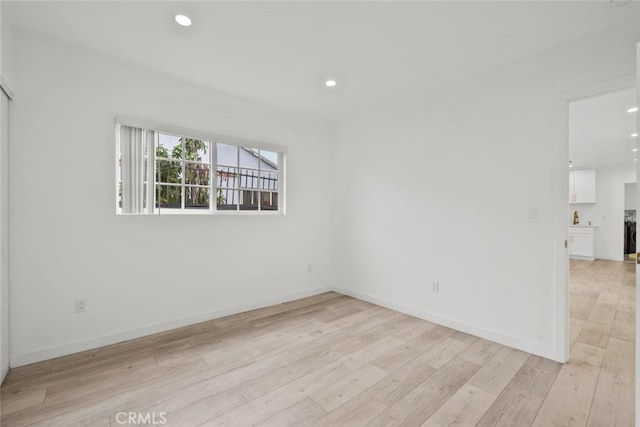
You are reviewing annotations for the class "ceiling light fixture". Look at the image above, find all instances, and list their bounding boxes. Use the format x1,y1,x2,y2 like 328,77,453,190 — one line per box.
635,158,638,162
627,107,639,113
569,161,574,168
174,14,192,27
633,148,638,152
325,80,337,88
632,133,638,137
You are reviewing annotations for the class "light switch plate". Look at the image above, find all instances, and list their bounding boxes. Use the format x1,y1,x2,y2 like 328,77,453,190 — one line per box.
528,207,539,222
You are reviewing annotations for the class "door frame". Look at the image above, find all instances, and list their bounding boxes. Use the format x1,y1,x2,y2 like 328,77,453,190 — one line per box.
555,75,636,363
623,182,636,261
0,77,10,383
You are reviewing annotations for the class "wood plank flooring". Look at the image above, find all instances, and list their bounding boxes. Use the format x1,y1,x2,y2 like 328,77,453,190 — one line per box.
0,259,634,426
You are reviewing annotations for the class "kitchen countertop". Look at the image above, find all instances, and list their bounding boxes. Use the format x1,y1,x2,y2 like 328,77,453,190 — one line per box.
569,224,598,228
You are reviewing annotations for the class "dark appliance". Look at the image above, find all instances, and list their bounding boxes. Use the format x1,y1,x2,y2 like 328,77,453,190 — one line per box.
625,221,636,254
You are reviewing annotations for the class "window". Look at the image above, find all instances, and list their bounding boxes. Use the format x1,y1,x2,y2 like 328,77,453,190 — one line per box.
116,118,285,215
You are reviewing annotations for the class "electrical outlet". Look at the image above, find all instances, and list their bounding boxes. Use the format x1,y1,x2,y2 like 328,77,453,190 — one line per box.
307,264,312,274
75,298,87,313
432,281,439,293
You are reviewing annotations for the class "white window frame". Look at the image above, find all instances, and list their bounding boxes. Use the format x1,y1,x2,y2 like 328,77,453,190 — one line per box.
115,115,287,216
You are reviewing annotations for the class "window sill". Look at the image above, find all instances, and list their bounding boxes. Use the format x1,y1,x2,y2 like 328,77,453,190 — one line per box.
116,209,285,216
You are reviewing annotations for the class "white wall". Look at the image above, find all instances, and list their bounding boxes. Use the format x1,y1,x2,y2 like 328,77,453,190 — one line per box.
624,182,636,211
333,23,639,361
1,3,13,89
0,2,2,75
572,164,636,261
9,33,334,366
0,2,10,381
0,92,8,381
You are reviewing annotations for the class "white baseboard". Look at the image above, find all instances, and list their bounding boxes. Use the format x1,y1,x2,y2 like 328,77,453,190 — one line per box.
333,287,563,362
572,255,625,262
11,284,563,367
10,286,334,367
569,255,595,261
595,255,625,262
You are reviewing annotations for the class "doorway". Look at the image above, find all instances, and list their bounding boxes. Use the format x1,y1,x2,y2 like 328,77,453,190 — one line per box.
564,84,637,423
624,182,636,264
568,87,637,265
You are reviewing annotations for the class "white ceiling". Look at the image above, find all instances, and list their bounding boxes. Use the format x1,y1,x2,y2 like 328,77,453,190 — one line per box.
569,87,638,169
4,1,640,124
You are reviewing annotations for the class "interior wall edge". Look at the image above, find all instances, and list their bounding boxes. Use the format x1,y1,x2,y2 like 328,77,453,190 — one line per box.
552,95,570,363
9,285,334,367
334,287,562,363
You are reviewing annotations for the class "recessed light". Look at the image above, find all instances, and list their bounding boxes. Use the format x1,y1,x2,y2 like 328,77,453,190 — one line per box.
627,107,638,113
175,14,192,27
634,158,638,162
325,80,337,88
633,148,638,152
632,133,638,138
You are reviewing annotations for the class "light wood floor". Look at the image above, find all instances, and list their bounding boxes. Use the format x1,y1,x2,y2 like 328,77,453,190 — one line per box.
0,259,634,426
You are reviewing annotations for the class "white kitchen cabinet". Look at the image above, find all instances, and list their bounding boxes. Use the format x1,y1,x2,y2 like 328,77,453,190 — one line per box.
568,226,596,260
569,169,596,203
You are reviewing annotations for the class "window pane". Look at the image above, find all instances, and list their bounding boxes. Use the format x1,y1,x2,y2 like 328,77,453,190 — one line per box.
182,139,209,163
217,166,237,189
156,185,182,209
157,134,182,159
239,168,260,190
185,162,211,186
240,190,259,210
260,171,278,190
217,143,238,167
260,192,278,210
260,150,279,168
157,160,182,184
186,187,210,209
217,189,238,210
239,148,260,169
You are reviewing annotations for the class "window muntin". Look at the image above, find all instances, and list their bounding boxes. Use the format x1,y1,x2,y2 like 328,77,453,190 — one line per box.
116,121,285,215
